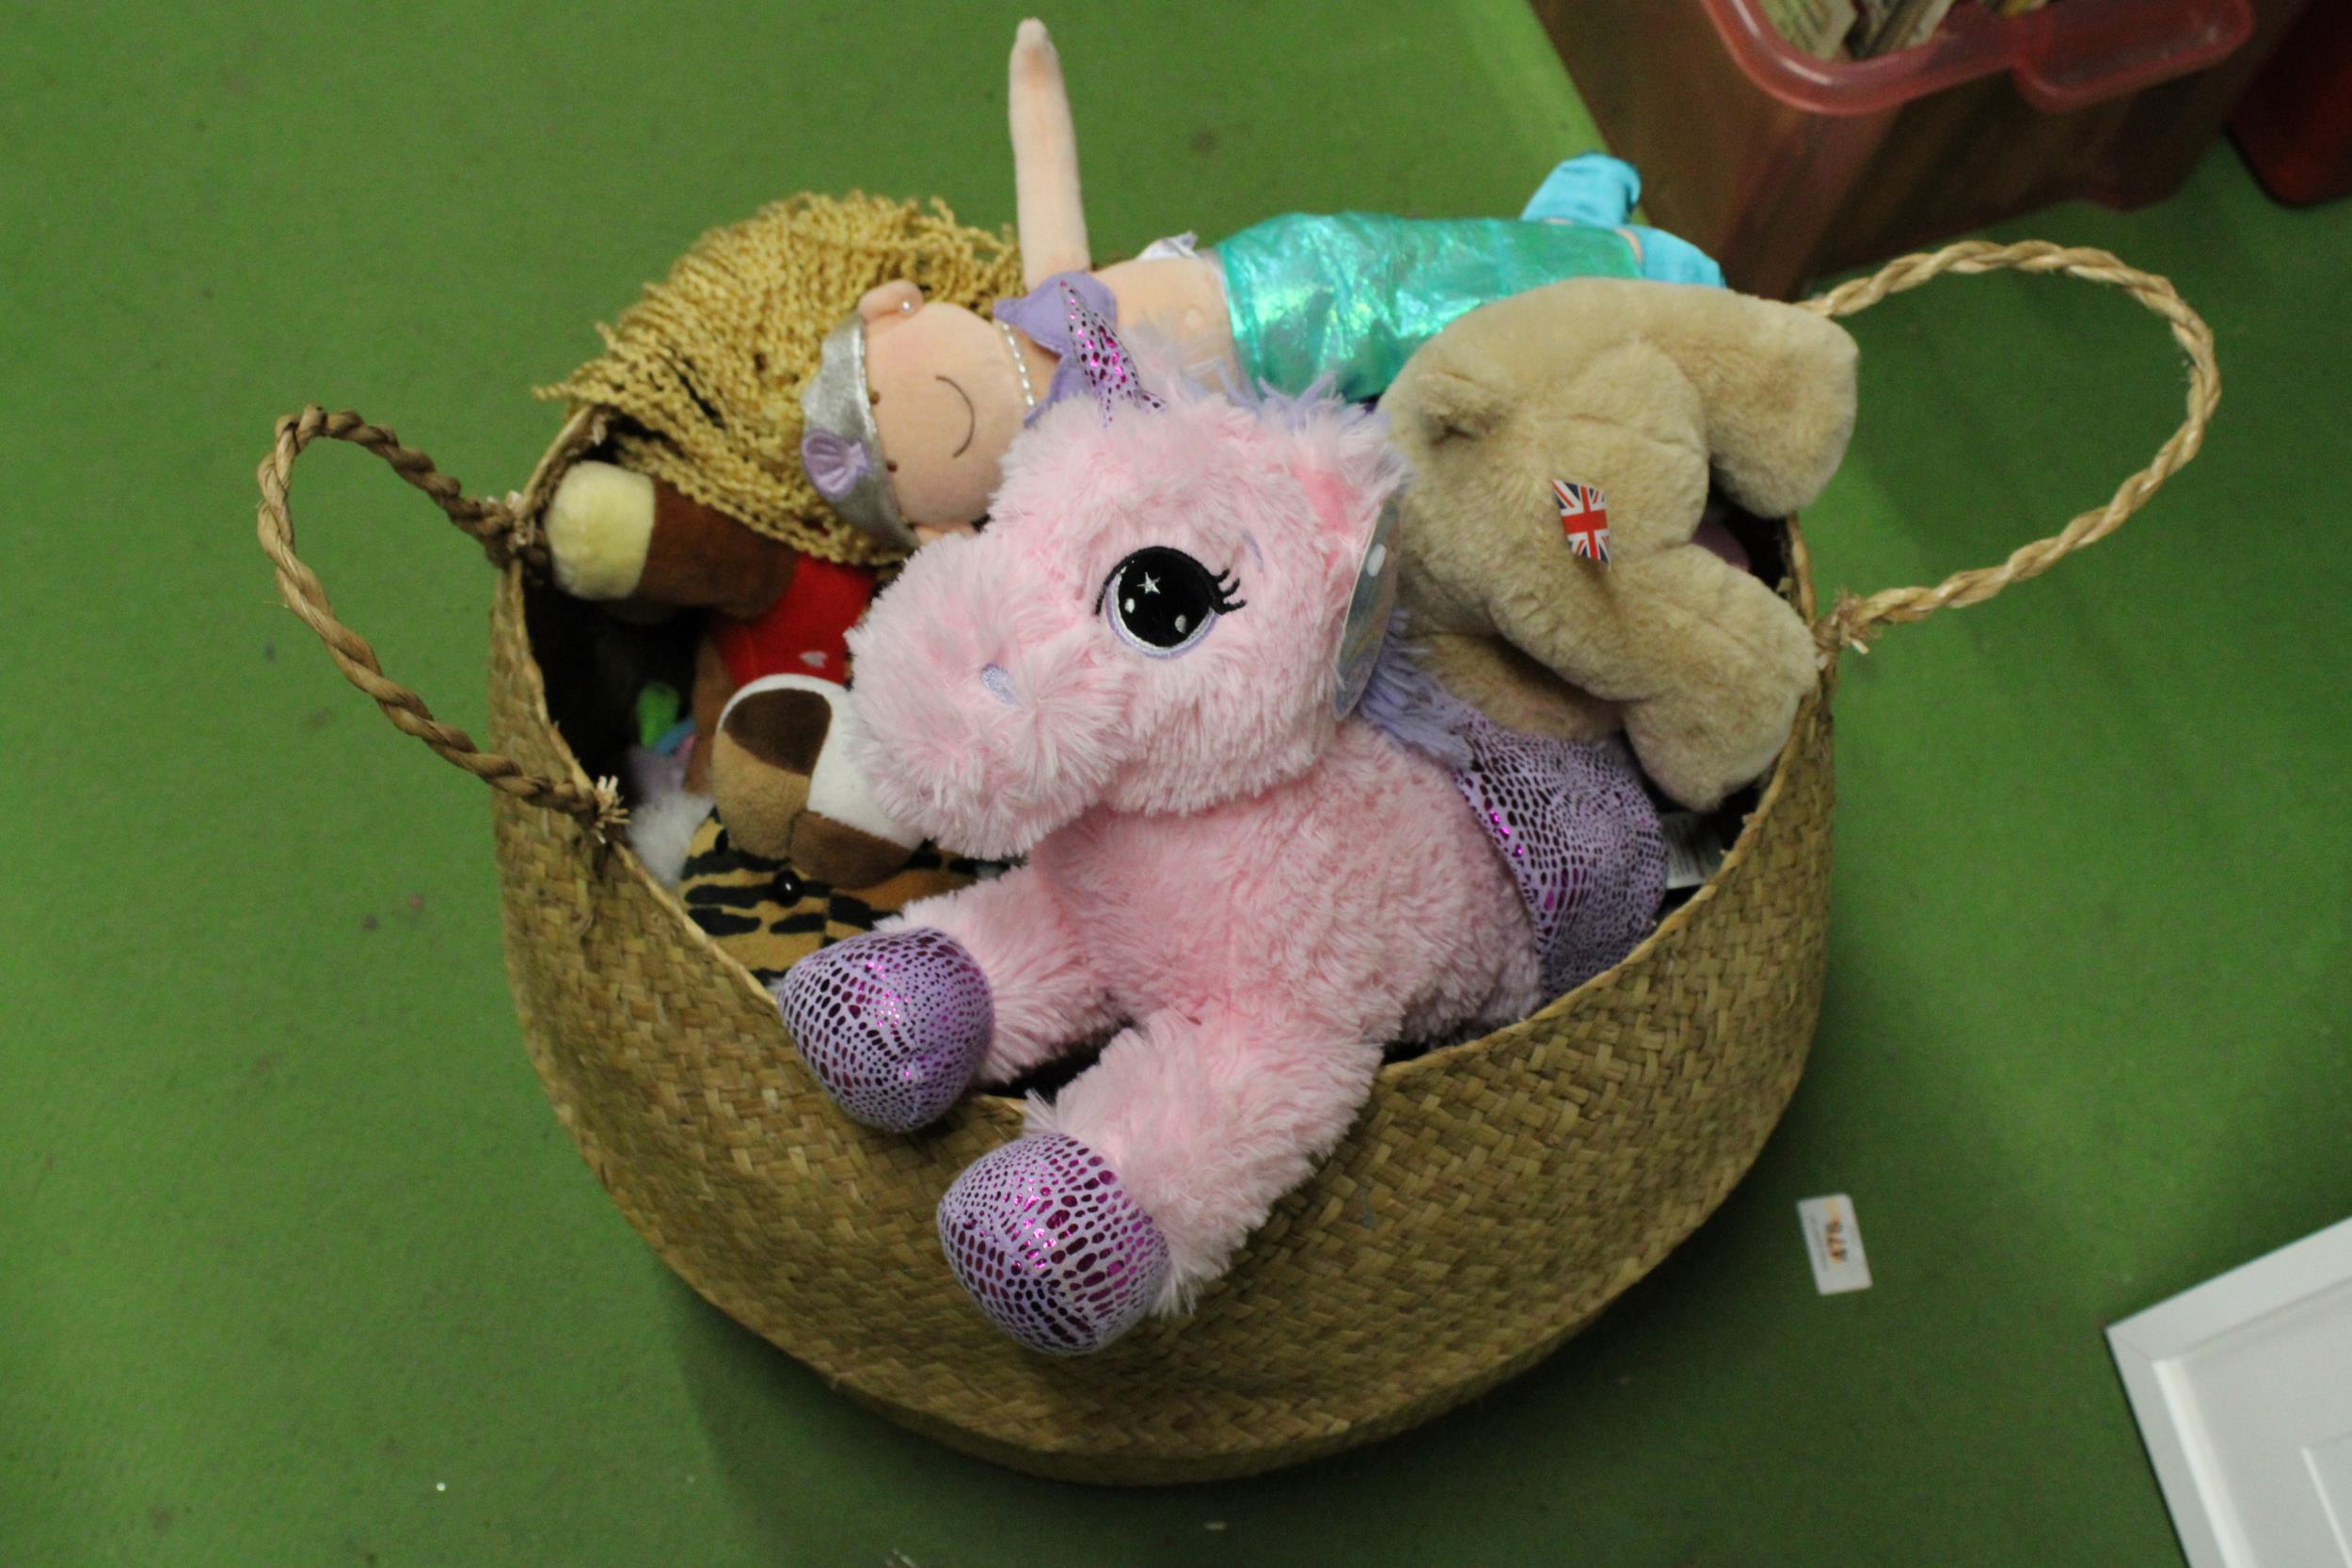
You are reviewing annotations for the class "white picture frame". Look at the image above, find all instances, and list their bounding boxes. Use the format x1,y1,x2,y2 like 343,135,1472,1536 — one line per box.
2108,1216,2352,1568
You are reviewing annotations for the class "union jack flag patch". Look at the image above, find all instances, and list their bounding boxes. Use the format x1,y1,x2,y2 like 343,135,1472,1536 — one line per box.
1552,479,1612,564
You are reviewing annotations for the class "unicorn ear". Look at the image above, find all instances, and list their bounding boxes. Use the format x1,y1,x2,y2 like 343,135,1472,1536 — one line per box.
1291,431,1405,717
1061,280,1163,420
1291,403,1406,551
1293,464,1357,546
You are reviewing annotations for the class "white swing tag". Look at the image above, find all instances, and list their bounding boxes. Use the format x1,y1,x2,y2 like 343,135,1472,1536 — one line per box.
1332,495,1402,718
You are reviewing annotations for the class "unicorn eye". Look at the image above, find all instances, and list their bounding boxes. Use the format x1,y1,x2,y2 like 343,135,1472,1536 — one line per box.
1100,547,1244,657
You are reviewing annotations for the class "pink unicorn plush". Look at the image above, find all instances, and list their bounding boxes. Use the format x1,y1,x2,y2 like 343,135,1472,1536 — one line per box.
776,294,1665,1354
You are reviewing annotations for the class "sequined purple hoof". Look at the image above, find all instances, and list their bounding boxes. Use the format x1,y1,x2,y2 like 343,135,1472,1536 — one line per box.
937,1133,1171,1355
773,929,993,1132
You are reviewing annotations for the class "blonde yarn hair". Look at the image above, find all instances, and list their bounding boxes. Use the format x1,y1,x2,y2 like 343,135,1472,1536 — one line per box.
539,193,1026,566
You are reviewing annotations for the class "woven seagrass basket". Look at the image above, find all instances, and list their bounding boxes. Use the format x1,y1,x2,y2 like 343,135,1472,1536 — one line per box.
256,244,2214,1485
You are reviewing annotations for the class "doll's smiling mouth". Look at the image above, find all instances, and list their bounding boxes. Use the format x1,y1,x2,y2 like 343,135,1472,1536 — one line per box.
938,375,977,457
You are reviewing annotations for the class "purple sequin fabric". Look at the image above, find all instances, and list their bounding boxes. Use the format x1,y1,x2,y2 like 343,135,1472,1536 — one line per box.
937,1133,1170,1355
772,929,993,1133
1061,280,1164,422
992,270,1123,423
1453,716,1666,996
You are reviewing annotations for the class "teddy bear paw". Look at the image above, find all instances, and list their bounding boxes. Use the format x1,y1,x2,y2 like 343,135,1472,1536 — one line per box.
773,929,993,1132
937,1133,1170,1354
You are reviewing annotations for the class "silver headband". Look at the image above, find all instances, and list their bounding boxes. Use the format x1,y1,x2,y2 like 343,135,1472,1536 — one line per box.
799,312,917,552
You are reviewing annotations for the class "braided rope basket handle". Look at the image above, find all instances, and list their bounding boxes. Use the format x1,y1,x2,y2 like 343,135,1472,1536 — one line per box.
1799,239,2219,655
254,406,626,835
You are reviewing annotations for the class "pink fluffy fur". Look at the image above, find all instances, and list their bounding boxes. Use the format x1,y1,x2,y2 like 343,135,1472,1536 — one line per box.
847,380,1542,1305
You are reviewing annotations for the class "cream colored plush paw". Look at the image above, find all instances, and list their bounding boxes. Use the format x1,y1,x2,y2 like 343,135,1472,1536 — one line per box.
545,461,656,600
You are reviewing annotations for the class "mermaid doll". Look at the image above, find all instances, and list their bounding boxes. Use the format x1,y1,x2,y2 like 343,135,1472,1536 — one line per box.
800,17,1722,549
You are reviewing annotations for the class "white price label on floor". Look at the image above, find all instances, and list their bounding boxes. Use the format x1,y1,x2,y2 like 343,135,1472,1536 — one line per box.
1798,1194,1872,1294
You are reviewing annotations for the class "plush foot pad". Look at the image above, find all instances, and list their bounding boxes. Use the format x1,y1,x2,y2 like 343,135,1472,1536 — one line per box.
773,929,992,1132
937,1133,1171,1355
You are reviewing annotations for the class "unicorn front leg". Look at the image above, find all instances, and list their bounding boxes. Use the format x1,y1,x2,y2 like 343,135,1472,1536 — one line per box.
772,864,1118,1132
892,864,1122,1084
937,1008,1384,1353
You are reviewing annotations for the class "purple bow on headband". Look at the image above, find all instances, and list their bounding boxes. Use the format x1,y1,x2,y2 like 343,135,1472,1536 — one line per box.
802,428,870,499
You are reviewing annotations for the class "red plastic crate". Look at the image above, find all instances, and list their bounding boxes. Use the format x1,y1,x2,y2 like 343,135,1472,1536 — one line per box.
1531,0,2301,296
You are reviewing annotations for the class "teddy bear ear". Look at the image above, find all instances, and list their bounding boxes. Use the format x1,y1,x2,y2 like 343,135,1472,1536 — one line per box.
1404,364,1508,445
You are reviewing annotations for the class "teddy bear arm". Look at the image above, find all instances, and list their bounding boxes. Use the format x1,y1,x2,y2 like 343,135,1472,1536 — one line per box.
1608,283,1860,518
546,461,799,620
1602,548,1820,808
634,482,801,620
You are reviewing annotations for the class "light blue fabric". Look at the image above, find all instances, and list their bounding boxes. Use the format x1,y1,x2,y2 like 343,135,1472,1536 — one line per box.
1212,155,1724,398
1622,227,1724,288
1521,153,1725,289
1518,152,1644,227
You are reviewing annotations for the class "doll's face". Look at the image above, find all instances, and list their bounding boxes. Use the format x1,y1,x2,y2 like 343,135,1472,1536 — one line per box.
860,282,1030,531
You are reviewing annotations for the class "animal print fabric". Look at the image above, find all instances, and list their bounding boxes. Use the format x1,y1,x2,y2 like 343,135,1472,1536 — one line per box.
675,812,997,985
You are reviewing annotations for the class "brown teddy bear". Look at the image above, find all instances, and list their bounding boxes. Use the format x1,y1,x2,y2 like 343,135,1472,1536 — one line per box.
1383,277,1859,811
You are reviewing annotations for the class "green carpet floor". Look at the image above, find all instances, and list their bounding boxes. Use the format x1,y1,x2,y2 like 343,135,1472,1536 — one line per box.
6,2,2348,1563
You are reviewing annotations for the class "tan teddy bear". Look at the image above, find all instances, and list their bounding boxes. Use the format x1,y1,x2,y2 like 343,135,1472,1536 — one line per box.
1384,277,1859,811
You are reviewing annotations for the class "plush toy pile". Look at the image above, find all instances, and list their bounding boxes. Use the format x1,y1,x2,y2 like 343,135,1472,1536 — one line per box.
534,19,1856,1354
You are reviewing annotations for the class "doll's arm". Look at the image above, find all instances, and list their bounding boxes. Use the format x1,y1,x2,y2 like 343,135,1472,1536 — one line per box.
1009,18,1090,286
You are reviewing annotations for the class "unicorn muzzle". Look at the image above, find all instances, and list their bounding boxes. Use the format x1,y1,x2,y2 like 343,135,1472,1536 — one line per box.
846,535,1131,860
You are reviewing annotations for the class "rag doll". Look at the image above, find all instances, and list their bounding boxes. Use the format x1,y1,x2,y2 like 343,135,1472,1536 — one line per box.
773,300,1665,1354
1384,277,1859,810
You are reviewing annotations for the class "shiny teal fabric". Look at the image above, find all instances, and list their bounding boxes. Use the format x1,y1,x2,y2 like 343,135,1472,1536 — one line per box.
1214,213,1643,401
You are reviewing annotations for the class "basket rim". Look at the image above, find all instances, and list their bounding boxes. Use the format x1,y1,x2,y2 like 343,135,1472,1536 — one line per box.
500,439,1822,1098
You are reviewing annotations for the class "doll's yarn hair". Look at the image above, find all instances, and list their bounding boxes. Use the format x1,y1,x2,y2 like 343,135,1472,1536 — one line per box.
538,193,1026,567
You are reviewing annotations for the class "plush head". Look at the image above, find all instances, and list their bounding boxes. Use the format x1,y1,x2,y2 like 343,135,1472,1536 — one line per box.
1389,277,1858,602
537,193,1026,567
801,280,1044,547
848,355,1404,860
1384,277,1857,809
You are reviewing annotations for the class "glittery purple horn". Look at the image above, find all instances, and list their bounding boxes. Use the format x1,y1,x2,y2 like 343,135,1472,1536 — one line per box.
1062,280,1163,423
